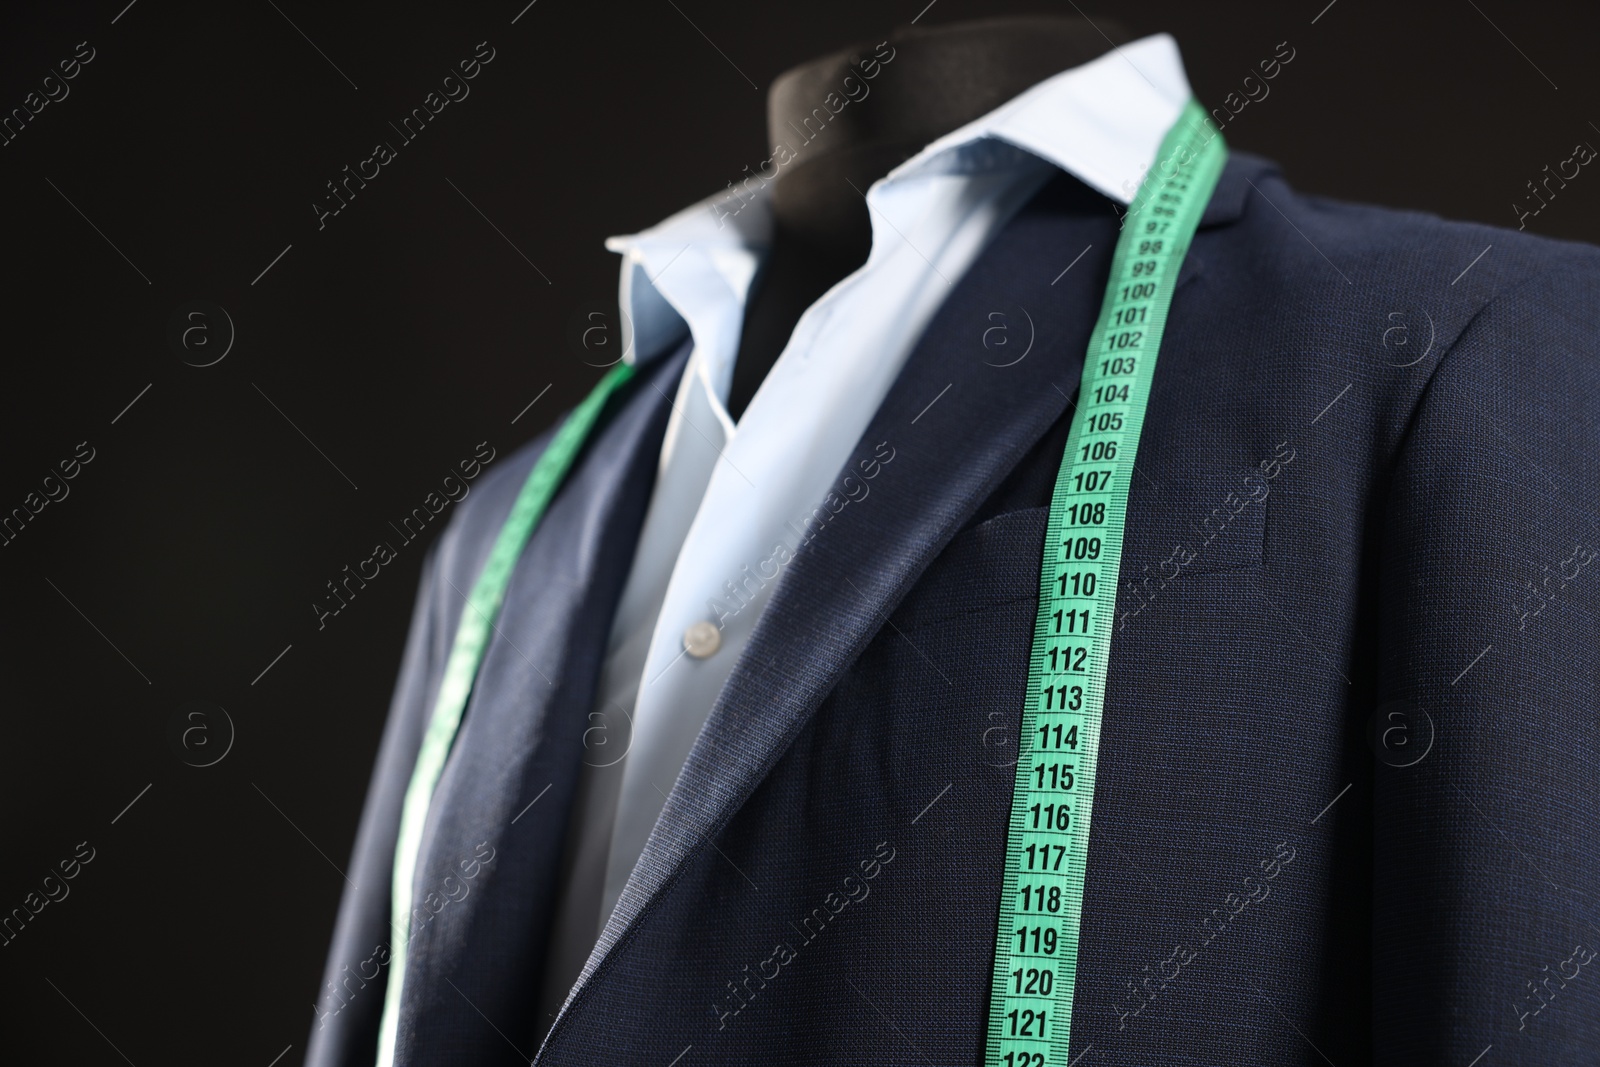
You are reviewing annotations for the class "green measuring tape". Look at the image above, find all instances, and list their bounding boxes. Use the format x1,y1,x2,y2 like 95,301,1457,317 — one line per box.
983,99,1225,1066
375,360,636,1067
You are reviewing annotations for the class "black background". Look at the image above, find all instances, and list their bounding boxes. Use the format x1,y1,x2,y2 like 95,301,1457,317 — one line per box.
1,0,1595,1062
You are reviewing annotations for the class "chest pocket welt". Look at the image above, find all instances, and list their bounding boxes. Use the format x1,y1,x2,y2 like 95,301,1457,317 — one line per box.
889,469,1269,639
1119,463,1270,581
888,507,1051,637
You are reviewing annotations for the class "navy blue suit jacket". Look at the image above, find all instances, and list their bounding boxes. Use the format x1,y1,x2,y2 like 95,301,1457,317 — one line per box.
307,151,1600,1066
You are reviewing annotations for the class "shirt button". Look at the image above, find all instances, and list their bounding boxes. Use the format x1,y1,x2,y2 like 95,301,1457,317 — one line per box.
683,620,721,659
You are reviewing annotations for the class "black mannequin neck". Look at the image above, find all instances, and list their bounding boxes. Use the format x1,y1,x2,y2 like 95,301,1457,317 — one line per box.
725,15,1130,422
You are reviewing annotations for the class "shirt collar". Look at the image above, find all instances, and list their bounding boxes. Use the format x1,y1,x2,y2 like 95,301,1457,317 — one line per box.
606,32,1193,368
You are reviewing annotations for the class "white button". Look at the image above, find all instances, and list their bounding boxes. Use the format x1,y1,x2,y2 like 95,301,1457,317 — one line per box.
683,620,721,659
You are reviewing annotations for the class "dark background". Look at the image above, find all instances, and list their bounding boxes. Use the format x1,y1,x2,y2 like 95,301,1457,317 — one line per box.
0,0,1594,1062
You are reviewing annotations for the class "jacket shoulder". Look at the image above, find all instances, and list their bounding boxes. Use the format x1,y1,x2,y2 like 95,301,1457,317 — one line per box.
1232,152,1600,300
427,424,555,592
1196,153,1600,393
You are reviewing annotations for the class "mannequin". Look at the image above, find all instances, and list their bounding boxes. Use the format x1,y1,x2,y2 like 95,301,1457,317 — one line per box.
725,15,1132,421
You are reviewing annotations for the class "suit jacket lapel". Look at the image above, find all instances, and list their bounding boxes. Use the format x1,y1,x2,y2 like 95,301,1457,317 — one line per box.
540,153,1272,1056
397,343,689,1066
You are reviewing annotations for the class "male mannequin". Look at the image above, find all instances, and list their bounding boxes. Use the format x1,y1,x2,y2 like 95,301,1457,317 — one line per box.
727,16,1128,419
309,13,1600,1066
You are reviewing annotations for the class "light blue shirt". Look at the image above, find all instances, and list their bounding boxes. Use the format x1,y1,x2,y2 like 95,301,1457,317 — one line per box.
535,32,1194,1031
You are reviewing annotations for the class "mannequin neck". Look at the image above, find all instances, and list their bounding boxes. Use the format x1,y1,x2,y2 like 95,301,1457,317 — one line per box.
725,15,1130,422
764,16,1129,260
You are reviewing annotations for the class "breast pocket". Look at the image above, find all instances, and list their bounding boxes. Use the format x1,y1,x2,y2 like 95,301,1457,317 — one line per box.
889,506,1054,637
1118,463,1270,579
891,464,1270,641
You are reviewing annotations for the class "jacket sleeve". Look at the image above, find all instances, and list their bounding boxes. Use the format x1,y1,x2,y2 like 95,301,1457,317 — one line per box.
1373,262,1600,1064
